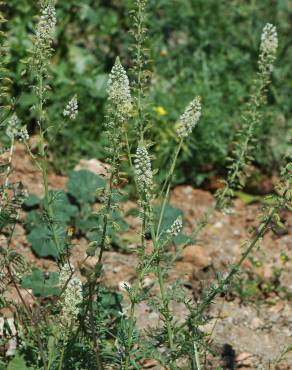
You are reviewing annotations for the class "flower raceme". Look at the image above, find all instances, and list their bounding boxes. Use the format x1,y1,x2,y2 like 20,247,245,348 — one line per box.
259,23,278,74
176,96,201,139
134,145,153,201
107,57,132,116
63,95,78,120
32,1,56,73
166,216,183,238
59,263,83,333
36,3,56,45
6,114,29,142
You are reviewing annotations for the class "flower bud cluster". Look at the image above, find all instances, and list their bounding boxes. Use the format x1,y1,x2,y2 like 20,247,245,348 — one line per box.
107,57,132,116
166,216,183,238
259,23,278,74
6,114,29,142
134,145,153,201
33,2,56,71
176,96,201,139
63,95,78,120
36,3,56,46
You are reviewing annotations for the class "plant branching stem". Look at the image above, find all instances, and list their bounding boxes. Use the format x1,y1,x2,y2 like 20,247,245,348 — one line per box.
124,206,147,370
37,76,62,258
89,283,104,370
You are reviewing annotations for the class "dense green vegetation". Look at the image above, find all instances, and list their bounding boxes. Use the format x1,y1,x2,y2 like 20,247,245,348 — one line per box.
4,0,291,185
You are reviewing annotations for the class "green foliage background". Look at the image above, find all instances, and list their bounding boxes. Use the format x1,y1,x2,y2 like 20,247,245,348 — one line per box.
4,0,292,185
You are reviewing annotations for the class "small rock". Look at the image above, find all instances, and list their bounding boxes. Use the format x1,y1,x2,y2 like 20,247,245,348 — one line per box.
181,245,211,269
236,352,255,366
269,302,284,314
270,313,280,323
250,317,264,330
75,158,108,176
84,257,98,270
141,358,159,368
142,275,155,289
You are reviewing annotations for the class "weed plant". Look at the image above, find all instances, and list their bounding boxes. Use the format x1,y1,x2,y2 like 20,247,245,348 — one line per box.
0,1,291,369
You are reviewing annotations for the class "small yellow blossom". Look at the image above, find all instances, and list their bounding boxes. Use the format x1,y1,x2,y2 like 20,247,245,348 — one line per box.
153,106,168,117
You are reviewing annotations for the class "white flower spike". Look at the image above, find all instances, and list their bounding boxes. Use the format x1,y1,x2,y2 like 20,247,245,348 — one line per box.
134,145,153,201
176,96,201,139
108,57,132,115
63,95,78,120
259,23,278,73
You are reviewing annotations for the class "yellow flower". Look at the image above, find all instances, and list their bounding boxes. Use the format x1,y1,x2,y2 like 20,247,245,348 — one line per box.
153,106,167,117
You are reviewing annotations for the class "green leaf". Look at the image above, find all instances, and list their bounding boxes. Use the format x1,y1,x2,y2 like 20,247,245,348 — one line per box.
67,170,106,204
23,194,40,208
27,225,66,259
7,353,34,370
50,190,79,223
84,73,108,98
87,211,128,243
235,191,262,204
21,268,60,297
153,203,184,234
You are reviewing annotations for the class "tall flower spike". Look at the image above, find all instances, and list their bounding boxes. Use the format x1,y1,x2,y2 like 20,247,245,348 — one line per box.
134,145,153,201
107,57,132,115
33,1,56,71
63,95,78,120
176,96,201,139
36,2,56,45
259,23,278,73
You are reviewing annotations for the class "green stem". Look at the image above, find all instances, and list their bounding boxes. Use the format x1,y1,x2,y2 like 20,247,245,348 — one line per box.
57,346,65,370
97,172,114,265
0,136,14,212
89,283,104,370
36,76,62,258
150,226,176,368
156,140,182,238
124,207,147,370
193,342,201,370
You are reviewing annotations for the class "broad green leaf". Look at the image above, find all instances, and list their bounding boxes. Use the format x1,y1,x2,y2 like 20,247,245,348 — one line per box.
67,170,105,204
86,211,128,243
27,225,66,259
50,190,79,223
153,203,184,234
21,268,60,297
7,353,34,370
23,194,40,208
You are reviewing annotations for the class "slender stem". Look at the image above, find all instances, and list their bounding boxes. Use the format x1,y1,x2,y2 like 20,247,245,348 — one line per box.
10,274,47,370
193,342,201,370
0,136,14,213
36,75,62,258
150,226,176,369
97,172,114,264
58,347,65,370
47,336,56,370
89,283,104,370
124,206,147,370
33,312,48,370
156,140,182,237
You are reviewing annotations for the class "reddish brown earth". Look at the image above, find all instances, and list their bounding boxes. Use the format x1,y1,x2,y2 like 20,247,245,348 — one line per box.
1,142,291,369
